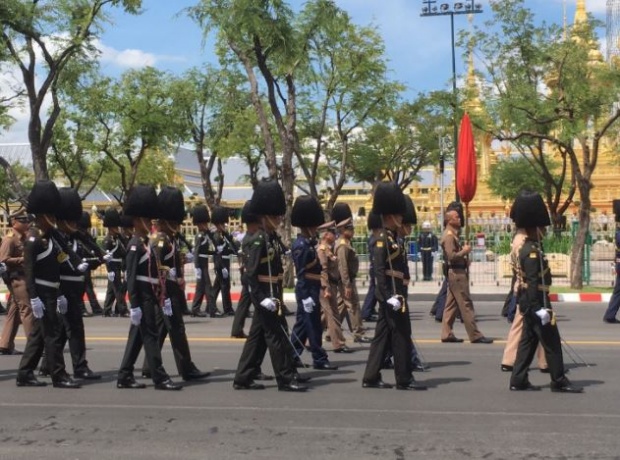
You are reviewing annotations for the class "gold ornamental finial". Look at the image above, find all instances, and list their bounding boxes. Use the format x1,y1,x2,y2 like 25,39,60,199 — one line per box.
575,0,587,25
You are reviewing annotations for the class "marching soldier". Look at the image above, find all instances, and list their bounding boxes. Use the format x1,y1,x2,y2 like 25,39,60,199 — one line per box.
332,203,371,344
509,191,582,393
141,187,210,382
16,180,83,388
211,206,237,317
190,204,215,318
102,208,129,317
77,212,104,316
0,210,34,355
603,199,620,323
361,212,382,322
362,182,426,390
116,185,181,390
289,195,337,370
233,180,307,392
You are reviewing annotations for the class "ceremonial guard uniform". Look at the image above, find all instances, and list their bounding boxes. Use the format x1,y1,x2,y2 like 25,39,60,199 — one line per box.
190,204,216,317
361,212,382,322
231,201,256,338
362,182,426,390
0,210,34,355
289,195,336,370
332,203,370,344
418,221,438,281
603,199,620,323
16,181,81,388
233,180,306,392
116,185,181,390
509,191,582,393
77,212,103,316
141,187,209,382
211,206,238,316
102,208,129,317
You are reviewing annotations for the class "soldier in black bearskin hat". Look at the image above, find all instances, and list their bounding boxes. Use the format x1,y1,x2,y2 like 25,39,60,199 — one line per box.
102,208,129,317
116,185,181,390
509,191,582,393
361,212,382,322
603,199,620,323
190,204,215,318
76,211,105,316
362,182,426,390
140,186,210,382
233,180,307,392
210,206,238,317
16,180,84,388
289,195,337,370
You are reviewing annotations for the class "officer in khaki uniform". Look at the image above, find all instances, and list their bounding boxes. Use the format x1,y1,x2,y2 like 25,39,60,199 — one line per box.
317,220,351,353
440,208,493,344
332,203,371,344
0,210,34,355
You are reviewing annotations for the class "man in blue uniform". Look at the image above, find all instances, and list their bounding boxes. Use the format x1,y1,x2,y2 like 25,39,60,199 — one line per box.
603,199,620,324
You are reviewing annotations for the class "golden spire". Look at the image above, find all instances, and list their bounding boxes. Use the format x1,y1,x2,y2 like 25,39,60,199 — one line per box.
575,0,587,25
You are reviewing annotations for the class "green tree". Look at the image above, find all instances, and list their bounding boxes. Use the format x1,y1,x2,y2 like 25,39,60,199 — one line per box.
0,159,33,213
469,0,620,288
486,155,552,201
0,0,142,180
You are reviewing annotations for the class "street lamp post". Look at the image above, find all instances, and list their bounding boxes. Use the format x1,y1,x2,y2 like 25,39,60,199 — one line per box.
421,0,483,202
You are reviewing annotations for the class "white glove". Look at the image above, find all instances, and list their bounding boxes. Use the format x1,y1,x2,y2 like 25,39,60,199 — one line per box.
260,298,277,312
103,252,113,262
0,262,7,275
387,296,402,311
216,244,225,253
185,253,194,263
163,298,173,316
130,307,142,326
107,271,116,282
77,261,89,272
284,249,292,256
31,297,45,319
222,268,229,279
169,267,177,279
56,295,68,314
302,297,315,313
535,308,551,326
195,268,202,279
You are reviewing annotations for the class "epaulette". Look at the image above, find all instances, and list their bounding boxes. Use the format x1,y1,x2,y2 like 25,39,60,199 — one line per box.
319,244,326,251
338,238,346,245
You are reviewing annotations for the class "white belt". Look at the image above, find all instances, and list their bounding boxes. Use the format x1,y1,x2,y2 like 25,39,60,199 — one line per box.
167,274,177,281
136,275,159,285
35,278,60,289
110,258,122,263
199,254,210,259
60,275,85,282
221,255,232,259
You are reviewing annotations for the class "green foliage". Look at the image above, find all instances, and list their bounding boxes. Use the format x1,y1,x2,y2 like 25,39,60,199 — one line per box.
486,155,548,201
0,162,34,212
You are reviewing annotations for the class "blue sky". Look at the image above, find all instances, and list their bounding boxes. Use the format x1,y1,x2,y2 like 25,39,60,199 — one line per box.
0,1,608,143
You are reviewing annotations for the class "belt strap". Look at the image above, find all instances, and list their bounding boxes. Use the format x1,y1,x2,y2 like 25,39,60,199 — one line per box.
385,269,404,279
304,273,321,281
60,275,85,282
199,254,210,259
110,258,122,263
35,278,60,289
257,275,279,283
136,275,159,285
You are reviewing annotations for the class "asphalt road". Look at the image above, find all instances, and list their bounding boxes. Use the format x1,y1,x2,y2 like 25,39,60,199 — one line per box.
0,299,619,460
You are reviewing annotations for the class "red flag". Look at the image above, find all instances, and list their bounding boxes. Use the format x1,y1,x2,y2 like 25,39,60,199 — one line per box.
456,113,477,204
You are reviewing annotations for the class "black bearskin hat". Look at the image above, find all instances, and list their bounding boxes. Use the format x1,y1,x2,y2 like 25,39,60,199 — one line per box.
367,211,382,230
402,196,417,225
27,180,61,215
291,195,325,228
192,204,210,224
157,186,185,223
123,185,159,219
241,200,259,225
56,187,83,221
331,202,352,227
250,180,286,216
120,213,134,228
211,206,229,225
78,211,92,230
103,208,121,228
614,200,620,223
371,182,406,215
511,191,551,228
447,201,465,224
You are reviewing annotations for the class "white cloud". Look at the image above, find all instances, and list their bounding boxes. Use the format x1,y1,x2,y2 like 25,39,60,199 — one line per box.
95,40,186,69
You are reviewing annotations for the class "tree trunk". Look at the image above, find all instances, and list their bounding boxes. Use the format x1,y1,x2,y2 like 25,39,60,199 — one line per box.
569,189,591,289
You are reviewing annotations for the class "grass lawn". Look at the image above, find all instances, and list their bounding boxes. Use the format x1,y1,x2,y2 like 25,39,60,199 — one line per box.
550,286,613,293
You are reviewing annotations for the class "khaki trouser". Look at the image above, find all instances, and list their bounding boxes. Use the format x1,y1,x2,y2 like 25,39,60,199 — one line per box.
441,269,484,342
502,310,547,368
0,278,34,350
320,283,346,349
337,283,365,339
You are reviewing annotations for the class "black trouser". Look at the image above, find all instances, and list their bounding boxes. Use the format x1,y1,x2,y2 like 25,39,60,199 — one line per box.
431,278,448,318
511,310,566,388
231,281,252,336
421,249,433,280
363,301,413,386
17,288,68,383
234,294,296,386
41,282,89,374
212,261,233,314
142,281,195,378
83,271,103,314
103,269,128,315
118,294,169,385
361,270,377,319
291,285,328,366
192,264,215,314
